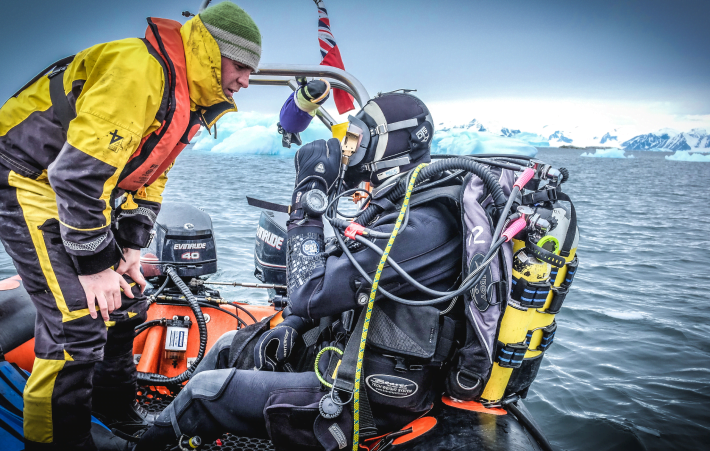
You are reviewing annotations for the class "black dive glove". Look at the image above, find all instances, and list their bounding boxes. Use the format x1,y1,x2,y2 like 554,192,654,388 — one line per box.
289,138,342,225
254,315,311,371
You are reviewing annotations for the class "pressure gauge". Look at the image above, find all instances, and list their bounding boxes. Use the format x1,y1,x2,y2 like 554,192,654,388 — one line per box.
303,190,328,217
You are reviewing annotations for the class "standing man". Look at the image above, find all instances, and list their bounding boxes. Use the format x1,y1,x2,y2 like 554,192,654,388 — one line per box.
0,2,261,450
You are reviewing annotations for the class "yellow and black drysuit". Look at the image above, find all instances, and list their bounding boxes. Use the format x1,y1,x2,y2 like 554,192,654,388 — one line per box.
0,15,236,450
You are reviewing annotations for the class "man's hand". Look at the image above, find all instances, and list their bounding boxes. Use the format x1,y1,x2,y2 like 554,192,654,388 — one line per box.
78,269,132,321
254,325,299,371
116,248,147,293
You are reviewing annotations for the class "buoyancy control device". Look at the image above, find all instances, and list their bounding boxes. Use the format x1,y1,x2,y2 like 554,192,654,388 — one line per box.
320,156,579,411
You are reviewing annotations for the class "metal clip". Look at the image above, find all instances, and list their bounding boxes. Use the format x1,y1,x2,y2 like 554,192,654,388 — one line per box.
374,124,388,135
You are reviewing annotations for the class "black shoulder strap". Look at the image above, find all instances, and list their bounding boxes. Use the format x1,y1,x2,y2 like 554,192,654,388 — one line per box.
332,308,378,438
48,63,76,132
6,55,75,104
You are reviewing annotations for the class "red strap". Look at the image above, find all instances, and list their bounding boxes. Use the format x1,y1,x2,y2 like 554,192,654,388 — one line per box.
344,223,365,240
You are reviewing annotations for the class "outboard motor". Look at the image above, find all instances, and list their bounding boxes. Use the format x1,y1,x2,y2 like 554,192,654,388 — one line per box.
253,209,335,298
140,202,218,279
253,211,289,296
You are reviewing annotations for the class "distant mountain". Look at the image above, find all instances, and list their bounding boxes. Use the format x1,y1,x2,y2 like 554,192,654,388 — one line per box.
437,118,710,151
548,131,573,145
622,129,709,151
621,132,673,150
501,128,520,138
599,132,618,145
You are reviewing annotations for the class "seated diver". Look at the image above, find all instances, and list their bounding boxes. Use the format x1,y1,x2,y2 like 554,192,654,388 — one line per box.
135,92,465,450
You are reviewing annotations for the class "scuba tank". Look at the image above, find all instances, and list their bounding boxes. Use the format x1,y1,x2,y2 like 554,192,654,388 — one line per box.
481,170,579,404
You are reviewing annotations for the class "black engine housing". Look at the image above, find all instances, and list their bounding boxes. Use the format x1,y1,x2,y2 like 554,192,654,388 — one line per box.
140,202,217,278
253,211,288,288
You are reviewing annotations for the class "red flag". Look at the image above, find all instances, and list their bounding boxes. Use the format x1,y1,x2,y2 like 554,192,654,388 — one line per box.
315,0,355,114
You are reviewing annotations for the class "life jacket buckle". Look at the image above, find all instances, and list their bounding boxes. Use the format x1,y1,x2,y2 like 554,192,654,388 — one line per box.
47,65,68,79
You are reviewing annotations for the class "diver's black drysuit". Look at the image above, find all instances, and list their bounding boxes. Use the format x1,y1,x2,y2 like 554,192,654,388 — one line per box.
137,192,463,449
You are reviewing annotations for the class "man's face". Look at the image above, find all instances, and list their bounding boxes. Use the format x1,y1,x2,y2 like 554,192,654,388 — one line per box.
221,56,252,98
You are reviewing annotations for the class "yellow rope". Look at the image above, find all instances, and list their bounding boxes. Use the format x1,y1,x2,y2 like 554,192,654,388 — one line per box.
352,163,426,450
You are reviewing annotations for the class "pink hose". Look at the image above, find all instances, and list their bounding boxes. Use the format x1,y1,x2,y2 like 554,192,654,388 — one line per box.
514,168,536,190
502,216,527,242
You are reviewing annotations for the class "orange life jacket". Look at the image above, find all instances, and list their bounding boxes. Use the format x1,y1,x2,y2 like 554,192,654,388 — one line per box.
117,18,200,192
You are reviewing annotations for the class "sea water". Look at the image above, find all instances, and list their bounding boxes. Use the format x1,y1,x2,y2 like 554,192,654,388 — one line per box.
1,148,708,450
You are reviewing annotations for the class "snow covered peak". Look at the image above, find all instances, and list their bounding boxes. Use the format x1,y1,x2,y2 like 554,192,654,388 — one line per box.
501,128,521,138
621,129,709,151
655,128,680,139
548,131,573,144
466,119,487,132
431,118,708,151
599,132,619,145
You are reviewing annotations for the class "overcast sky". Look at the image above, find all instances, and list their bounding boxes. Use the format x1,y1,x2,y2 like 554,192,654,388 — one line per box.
1,0,708,134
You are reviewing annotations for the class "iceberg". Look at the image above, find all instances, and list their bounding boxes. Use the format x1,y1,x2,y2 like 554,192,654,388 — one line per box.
191,112,332,155
665,151,710,162
191,112,538,157
580,148,634,159
510,132,549,147
431,129,538,157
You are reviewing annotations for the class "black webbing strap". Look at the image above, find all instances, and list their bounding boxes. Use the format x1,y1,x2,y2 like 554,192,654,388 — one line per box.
537,322,557,351
332,308,378,438
562,255,579,287
520,186,578,258
525,240,566,268
301,326,321,347
495,341,527,369
546,286,568,314
524,321,557,352
510,277,550,308
521,187,558,205
246,196,291,213
555,191,577,258
545,256,578,314
7,55,75,102
48,65,76,132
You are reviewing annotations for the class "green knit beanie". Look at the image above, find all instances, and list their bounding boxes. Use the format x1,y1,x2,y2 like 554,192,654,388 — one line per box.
199,2,261,71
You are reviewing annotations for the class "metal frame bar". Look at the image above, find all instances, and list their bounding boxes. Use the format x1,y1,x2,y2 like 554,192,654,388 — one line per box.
248,64,370,130
251,64,370,108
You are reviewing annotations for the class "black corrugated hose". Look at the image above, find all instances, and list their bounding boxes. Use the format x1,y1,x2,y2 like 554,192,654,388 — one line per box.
355,157,507,226
137,266,208,385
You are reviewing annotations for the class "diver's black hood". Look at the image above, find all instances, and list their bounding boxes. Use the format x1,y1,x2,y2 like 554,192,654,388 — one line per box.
344,92,434,188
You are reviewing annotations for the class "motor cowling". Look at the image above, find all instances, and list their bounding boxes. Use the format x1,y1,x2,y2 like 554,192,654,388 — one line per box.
253,211,288,290
140,202,217,278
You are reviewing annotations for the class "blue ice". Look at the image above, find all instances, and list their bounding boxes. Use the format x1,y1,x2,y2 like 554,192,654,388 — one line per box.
431,129,537,156
665,151,710,162
191,112,538,157
580,148,633,159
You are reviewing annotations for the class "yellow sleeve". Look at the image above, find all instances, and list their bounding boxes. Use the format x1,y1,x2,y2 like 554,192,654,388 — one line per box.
47,38,165,273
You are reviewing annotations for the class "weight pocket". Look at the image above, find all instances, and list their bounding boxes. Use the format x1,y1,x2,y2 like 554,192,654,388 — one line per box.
263,387,323,450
